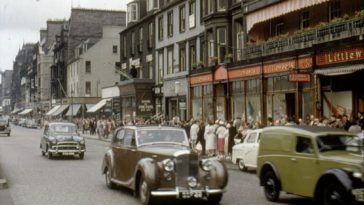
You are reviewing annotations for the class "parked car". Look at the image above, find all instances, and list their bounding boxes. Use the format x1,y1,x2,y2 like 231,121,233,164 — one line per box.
25,119,38,128
102,125,228,205
0,117,11,136
40,122,86,159
231,129,262,171
257,126,364,205
18,118,27,127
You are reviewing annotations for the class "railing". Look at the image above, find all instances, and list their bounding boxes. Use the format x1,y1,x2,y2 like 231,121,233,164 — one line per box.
243,16,364,59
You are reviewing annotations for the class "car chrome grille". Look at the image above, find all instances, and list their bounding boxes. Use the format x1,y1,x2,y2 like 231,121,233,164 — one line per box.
175,153,199,188
0,126,5,131
55,141,78,150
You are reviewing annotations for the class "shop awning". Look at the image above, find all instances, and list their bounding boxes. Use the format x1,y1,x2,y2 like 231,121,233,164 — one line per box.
86,104,95,110
45,105,61,116
11,108,23,114
51,105,69,116
18,108,33,115
65,104,81,116
314,64,364,76
246,0,329,32
87,98,111,113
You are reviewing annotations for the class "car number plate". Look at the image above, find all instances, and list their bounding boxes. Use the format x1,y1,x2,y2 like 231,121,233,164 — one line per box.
63,152,74,156
352,189,364,202
181,190,203,198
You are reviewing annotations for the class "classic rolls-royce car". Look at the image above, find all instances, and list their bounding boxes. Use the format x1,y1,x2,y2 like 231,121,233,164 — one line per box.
232,129,262,171
257,126,364,205
40,122,86,159
0,117,11,136
102,125,228,205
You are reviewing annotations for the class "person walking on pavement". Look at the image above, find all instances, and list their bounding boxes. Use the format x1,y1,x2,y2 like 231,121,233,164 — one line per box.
190,120,200,150
216,120,227,158
204,120,217,156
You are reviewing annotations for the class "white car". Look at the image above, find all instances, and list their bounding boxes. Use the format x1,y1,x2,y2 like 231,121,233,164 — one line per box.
231,129,262,171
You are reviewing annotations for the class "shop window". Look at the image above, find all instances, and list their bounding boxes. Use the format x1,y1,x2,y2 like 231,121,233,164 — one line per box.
158,51,164,84
179,5,186,33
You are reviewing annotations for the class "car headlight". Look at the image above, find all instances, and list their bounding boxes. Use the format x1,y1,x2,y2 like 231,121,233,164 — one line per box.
200,159,212,172
353,171,362,178
49,137,57,144
80,140,85,145
162,159,175,172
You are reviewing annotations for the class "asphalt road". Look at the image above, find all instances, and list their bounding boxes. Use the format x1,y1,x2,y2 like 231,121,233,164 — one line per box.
0,125,314,205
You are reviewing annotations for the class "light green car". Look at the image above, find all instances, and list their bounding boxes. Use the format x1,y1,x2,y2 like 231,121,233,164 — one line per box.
257,126,364,205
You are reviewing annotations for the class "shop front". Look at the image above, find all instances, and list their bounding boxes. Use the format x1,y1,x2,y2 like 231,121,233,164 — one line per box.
315,46,364,119
228,56,314,125
163,78,188,122
119,79,155,122
190,66,230,122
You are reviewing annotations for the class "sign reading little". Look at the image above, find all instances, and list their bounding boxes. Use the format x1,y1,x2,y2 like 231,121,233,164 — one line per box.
316,47,364,66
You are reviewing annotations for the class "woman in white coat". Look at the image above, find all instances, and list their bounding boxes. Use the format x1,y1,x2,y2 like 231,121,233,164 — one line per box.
204,120,216,156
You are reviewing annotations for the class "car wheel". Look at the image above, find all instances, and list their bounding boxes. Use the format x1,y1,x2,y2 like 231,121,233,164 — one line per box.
139,176,154,205
322,181,350,205
207,193,223,205
105,168,116,189
7,133,10,136
237,159,247,171
79,153,84,160
46,146,52,159
263,171,280,202
41,150,45,156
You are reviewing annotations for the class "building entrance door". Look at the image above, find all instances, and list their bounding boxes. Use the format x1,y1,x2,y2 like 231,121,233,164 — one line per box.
286,93,296,118
215,84,227,121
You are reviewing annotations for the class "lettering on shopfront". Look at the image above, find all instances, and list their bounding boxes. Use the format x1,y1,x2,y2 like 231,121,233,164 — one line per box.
298,57,313,69
316,48,364,65
228,66,261,79
289,73,311,82
264,60,295,74
138,100,153,112
190,74,213,85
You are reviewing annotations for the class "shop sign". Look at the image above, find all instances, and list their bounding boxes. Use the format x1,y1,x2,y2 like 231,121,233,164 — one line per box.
190,74,213,85
289,73,311,82
264,60,295,74
228,66,261,79
138,100,153,112
316,47,364,66
298,57,312,69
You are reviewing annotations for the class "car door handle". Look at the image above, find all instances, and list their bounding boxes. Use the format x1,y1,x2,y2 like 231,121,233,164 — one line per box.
291,157,297,161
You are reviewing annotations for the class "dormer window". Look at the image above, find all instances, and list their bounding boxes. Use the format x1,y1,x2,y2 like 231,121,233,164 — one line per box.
127,3,139,23
147,0,159,11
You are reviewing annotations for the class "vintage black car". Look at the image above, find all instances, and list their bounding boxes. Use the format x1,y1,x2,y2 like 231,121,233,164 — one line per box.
102,125,228,205
40,122,86,159
0,117,11,136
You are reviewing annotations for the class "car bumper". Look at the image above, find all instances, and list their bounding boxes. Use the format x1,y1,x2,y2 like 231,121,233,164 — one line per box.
0,130,10,134
48,147,86,154
352,188,364,202
151,187,225,199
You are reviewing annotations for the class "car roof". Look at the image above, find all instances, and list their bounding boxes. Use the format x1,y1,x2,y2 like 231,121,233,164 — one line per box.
48,122,77,126
117,125,185,131
262,125,352,137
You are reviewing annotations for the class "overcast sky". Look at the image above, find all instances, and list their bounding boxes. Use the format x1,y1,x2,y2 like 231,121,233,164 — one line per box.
0,0,131,71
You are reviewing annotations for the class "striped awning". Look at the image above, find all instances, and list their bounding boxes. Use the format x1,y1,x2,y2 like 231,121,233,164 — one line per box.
51,105,69,116
65,104,81,116
45,105,61,116
11,108,23,114
247,0,329,32
87,99,111,113
18,108,33,115
315,64,364,76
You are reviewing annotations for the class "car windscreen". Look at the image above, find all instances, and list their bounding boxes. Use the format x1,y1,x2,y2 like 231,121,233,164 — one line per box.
317,135,360,153
136,129,189,146
0,119,7,124
50,125,78,135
